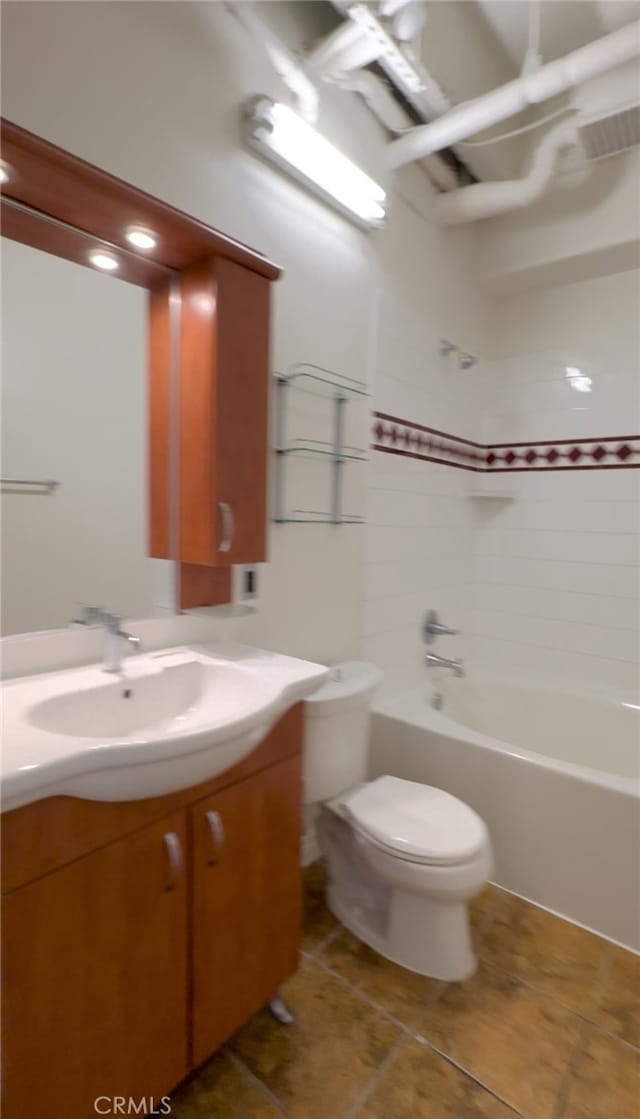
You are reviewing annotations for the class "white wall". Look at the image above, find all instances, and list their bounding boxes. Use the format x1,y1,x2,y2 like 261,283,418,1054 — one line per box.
1,240,152,634
1,0,383,663
0,0,488,676
2,1,638,699
470,269,640,696
363,184,489,695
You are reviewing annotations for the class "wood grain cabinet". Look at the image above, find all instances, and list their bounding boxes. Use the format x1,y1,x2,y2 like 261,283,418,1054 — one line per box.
179,256,271,569
192,757,301,1063
1,706,303,1119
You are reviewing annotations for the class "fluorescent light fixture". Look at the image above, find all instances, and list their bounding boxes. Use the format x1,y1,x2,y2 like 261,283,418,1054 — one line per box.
245,96,387,229
89,250,119,272
565,365,592,393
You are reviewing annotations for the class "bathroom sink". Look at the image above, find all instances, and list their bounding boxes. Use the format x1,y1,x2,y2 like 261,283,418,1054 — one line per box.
1,644,328,810
27,657,263,739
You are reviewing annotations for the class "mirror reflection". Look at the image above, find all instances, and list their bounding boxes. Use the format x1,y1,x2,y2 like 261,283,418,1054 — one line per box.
1,237,174,635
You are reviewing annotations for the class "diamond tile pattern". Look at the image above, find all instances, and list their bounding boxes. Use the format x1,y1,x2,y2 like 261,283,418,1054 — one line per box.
371,412,640,473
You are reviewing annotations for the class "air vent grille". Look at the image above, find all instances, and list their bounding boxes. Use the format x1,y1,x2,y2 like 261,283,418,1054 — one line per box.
578,102,640,161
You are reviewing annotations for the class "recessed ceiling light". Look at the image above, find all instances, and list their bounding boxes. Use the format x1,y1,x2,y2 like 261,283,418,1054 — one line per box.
125,225,157,250
0,160,12,184
89,250,119,272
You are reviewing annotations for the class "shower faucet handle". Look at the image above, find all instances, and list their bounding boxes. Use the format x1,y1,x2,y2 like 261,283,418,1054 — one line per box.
422,609,460,644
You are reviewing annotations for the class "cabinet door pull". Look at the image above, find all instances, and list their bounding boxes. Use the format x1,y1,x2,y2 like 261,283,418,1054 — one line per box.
218,502,234,553
163,831,183,891
205,810,225,865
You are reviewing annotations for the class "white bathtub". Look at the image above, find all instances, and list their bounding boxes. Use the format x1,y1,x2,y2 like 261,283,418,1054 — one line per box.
370,679,640,950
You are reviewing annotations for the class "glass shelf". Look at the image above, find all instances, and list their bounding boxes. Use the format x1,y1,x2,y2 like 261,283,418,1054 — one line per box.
276,440,368,462
275,364,369,400
273,510,366,525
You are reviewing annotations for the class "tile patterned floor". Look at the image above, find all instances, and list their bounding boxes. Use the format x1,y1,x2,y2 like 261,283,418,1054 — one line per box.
170,862,639,1119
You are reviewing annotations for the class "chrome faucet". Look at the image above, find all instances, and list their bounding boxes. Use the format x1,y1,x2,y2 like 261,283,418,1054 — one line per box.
422,609,464,677
102,612,142,674
422,609,460,644
71,605,142,673
424,652,465,677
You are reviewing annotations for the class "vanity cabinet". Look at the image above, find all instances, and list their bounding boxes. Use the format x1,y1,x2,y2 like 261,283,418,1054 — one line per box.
192,756,301,1063
1,705,303,1119
2,812,189,1117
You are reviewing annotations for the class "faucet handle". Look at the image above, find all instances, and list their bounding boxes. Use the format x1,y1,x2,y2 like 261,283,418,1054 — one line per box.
70,604,104,628
422,609,460,644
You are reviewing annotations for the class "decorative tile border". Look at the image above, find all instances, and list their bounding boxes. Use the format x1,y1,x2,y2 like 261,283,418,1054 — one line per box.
372,412,640,472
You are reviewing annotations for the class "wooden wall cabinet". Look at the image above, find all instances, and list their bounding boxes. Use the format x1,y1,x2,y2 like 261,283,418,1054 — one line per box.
179,257,271,570
1,706,303,1119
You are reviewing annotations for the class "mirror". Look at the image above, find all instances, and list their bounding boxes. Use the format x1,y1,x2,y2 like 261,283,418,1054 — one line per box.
1,236,175,635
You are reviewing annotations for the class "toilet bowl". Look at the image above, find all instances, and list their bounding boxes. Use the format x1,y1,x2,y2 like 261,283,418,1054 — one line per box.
304,663,493,981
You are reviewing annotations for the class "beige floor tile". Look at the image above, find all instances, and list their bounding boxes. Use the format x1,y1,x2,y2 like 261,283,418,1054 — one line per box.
169,1050,281,1118
479,894,608,1014
301,859,337,952
358,1038,517,1119
421,961,583,1119
319,927,441,1030
589,944,640,1049
562,1027,640,1119
230,959,400,1119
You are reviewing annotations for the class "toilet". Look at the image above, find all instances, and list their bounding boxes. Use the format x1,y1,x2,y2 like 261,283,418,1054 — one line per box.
303,662,492,981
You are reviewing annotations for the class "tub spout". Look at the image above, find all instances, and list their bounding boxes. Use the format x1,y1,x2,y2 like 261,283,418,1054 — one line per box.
425,652,465,678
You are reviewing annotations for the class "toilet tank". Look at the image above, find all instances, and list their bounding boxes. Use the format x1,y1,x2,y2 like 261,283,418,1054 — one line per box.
303,661,383,805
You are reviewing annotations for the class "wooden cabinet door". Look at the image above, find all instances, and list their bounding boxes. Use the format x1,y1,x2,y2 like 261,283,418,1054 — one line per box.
2,811,189,1119
179,256,271,571
191,756,302,1065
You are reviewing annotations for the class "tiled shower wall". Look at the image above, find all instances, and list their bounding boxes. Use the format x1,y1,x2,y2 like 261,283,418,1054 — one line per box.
469,270,640,696
363,196,486,696
365,266,640,699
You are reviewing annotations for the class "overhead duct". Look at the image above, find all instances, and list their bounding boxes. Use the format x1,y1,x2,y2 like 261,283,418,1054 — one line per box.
225,0,319,121
388,20,640,168
579,101,640,160
434,120,578,224
336,69,458,190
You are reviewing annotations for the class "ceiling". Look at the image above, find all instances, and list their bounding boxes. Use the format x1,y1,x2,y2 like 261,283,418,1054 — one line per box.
475,0,640,68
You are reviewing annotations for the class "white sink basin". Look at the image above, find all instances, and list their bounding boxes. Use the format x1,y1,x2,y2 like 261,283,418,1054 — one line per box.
2,644,328,810
28,658,258,739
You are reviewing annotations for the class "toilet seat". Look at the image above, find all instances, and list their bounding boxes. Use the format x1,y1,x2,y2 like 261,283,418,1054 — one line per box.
342,775,488,867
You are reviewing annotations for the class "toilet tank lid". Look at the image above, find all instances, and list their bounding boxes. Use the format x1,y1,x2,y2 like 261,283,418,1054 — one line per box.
304,661,383,716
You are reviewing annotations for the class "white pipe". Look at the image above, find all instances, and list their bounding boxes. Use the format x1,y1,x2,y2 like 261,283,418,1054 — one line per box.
389,20,640,167
337,69,412,130
338,70,458,190
434,121,577,224
226,1,319,122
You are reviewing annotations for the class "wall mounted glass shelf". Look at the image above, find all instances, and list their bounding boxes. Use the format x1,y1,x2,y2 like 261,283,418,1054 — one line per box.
276,364,369,400
273,511,365,525
272,364,368,525
276,439,368,462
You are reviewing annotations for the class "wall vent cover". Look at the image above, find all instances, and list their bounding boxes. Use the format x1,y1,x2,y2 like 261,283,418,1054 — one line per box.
578,102,640,161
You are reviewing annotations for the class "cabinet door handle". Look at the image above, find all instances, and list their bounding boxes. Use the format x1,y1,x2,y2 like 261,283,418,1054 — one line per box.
205,810,225,865
218,502,234,553
163,831,183,891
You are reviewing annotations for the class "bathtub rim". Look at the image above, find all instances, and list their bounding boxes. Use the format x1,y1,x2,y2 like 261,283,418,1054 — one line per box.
374,682,639,800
